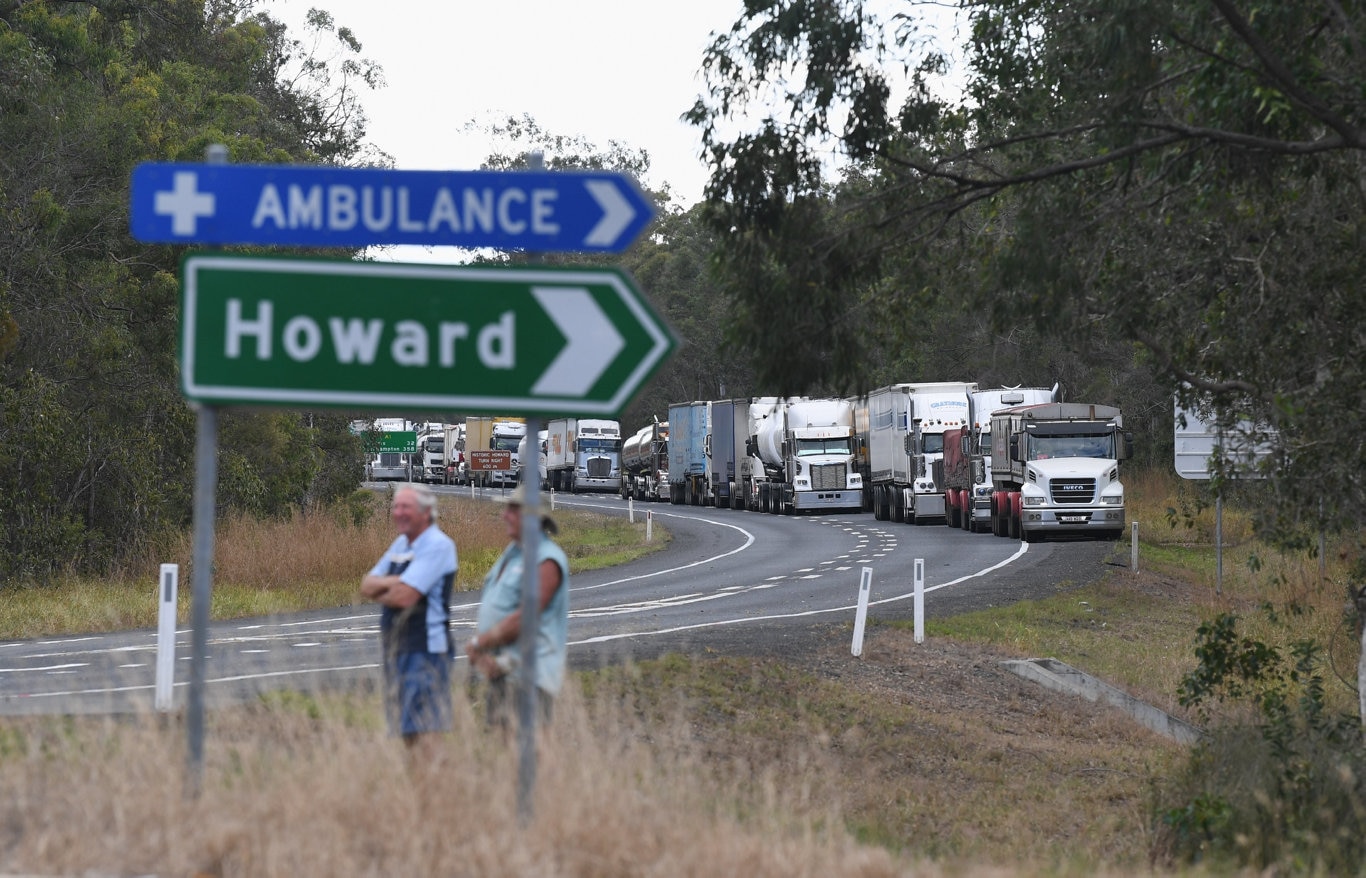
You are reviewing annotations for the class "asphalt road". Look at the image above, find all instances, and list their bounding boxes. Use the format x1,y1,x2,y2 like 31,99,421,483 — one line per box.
0,489,1125,716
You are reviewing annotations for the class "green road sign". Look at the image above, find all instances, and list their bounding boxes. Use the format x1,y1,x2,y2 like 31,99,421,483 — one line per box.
180,254,678,417
362,430,417,454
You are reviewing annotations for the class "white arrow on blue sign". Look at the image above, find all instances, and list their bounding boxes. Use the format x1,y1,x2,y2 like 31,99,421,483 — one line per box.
130,163,657,253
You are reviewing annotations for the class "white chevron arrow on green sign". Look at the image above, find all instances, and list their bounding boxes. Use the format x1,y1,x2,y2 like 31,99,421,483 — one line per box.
179,254,677,417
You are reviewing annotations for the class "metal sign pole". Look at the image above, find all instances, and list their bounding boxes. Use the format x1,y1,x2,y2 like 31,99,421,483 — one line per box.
516,152,546,826
186,143,226,797
186,403,217,795
516,415,543,824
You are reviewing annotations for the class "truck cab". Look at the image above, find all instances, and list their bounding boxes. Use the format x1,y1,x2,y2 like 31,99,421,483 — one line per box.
417,430,446,484
990,403,1132,541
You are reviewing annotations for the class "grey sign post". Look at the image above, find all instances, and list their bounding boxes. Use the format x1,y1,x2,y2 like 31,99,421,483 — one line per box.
134,146,671,798
1174,398,1273,594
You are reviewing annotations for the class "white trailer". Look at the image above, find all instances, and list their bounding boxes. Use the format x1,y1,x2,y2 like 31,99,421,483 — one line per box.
667,401,712,505
441,423,466,485
862,382,976,524
621,420,669,501
940,385,1059,531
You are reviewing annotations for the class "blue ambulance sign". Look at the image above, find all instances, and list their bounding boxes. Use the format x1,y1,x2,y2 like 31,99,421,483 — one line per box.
130,163,656,253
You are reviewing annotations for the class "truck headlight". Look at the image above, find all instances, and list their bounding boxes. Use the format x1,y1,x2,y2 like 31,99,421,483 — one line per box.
1101,494,1124,505
1023,495,1046,506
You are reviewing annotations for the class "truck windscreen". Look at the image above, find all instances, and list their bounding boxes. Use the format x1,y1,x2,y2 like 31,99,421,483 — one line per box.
578,438,620,454
794,437,854,456
1028,433,1113,460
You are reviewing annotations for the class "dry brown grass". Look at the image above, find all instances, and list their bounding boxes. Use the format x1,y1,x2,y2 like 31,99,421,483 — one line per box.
0,682,917,878
2,469,1357,876
172,489,509,593
0,489,661,640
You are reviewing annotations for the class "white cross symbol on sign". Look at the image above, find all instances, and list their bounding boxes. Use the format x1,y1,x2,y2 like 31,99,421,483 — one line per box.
154,171,216,236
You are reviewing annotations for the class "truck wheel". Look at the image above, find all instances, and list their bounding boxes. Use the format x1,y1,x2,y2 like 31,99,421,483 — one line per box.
1009,493,1022,540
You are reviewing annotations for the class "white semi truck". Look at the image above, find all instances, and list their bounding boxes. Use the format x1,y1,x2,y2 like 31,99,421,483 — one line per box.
544,418,622,493
746,397,862,514
416,426,446,484
989,402,1131,541
441,423,466,485
939,385,1059,532
620,420,669,501
363,418,414,482
862,382,976,524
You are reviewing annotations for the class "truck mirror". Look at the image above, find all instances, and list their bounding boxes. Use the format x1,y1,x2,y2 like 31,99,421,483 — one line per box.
1122,431,1134,461
1009,435,1021,462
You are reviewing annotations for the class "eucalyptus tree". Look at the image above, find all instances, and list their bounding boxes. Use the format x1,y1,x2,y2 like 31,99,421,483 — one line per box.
0,2,382,580
688,0,1366,539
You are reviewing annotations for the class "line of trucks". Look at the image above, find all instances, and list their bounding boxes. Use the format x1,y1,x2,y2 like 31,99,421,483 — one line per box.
620,384,1132,542
362,416,626,494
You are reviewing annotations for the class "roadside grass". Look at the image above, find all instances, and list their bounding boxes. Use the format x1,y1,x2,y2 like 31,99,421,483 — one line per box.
579,649,1181,873
921,574,1206,716
923,467,1361,719
0,684,907,877
0,489,668,641
2,467,1362,875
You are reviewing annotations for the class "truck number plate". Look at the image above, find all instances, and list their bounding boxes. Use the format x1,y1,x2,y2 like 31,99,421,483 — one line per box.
1059,515,1088,524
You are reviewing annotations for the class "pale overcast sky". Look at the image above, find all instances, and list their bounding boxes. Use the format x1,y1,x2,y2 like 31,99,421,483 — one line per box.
265,0,745,209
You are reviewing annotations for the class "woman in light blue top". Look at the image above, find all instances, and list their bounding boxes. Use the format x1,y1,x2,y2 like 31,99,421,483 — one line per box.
466,483,569,728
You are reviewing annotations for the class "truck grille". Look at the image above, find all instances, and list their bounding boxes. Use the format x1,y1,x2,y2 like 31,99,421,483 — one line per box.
1051,479,1096,504
586,457,612,479
811,464,846,491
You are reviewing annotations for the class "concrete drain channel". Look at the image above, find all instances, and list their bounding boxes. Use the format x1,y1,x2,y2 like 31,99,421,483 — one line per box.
1001,658,1204,745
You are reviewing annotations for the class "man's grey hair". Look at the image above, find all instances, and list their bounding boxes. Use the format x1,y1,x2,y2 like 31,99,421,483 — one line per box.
394,482,439,521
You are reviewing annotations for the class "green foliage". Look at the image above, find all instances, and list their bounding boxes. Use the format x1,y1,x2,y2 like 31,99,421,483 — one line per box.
1161,611,1366,870
0,3,382,582
690,0,1366,538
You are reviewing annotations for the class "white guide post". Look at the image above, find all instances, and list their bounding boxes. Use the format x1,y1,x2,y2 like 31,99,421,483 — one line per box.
155,563,179,712
914,558,925,644
851,566,873,657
